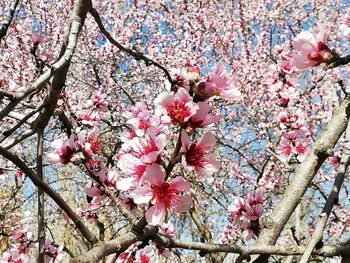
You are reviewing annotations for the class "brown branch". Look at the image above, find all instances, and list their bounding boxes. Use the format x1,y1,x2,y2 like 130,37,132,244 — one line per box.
70,225,158,263
0,0,20,42
155,236,350,258
34,0,92,130
327,54,350,69
0,146,99,245
37,130,45,262
251,95,350,262
300,122,350,262
89,7,174,85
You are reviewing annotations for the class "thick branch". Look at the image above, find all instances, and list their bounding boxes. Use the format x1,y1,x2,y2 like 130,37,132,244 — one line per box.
34,0,92,130
252,95,350,262
155,236,350,258
37,130,45,262
0,0,20,41
300,122,350,262
70,225,158,263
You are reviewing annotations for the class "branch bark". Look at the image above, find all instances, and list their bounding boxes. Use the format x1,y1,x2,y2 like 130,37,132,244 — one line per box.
252,95,350,262
0,146,99,245
37,130,45,262
300,121,350,262
0,0,20,42
89,7,174,85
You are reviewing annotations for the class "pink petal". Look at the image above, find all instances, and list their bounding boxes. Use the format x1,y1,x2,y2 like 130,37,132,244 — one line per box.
181,155,195,171
175,88,192,103
84,187,102,197
170,176,190,192
171,195,192,213
191,102,210,123
116,177,137,191
46,153,62,164
51,139,65,152
141,152,159,163
155,133,167,151
181,130,190,149
200,114,223,127
142,164,166,186
196,160,221,178
155,92,173,110
292,31,317,54
130,186,153,204
197,132,217,149
146,202,166,226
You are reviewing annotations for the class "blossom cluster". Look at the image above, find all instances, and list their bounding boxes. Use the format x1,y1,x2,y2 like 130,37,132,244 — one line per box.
0,227,63,263
46,62,240,229
228,191,264,240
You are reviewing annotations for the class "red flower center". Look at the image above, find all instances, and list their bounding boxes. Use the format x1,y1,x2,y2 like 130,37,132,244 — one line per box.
167,101,190,125
185,144,210,167
152,183,179,206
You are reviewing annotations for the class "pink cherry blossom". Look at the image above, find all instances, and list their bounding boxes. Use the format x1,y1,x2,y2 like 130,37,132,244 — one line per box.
44,240,63,263
77,127,102,158
186,101,223,133
90,94,108,112
155,88,199,126
244,191,264,221
47,136,77,164
131,164,192,225
228,191,264,239
278,108,305,130
195,63,241,100
275,130,309,162
339,13,350,36
181,131,221,180
116,154,148,191
228,196,245,224
125,131,167,163
292,26,333,70
31,32,45,45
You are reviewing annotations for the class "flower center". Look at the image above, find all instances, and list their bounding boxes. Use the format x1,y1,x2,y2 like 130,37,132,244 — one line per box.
167,101,190,125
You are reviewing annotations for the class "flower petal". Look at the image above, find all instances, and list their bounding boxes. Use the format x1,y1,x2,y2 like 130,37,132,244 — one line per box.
145,202,166,226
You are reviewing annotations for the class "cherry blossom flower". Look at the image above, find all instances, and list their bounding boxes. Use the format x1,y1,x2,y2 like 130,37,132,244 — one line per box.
228,196,245,223
44,240,63,263
116,154,148,191
228,191,264,240
131,164,192,225
125,131,167,163
339,13,350,36
275,130,309,162
185,101,223,133
125,102,152,136
195,63,241,100
155,88,199,126
31,32,45,45
292,26,333,70
181,132,221,180
278,108,305,130
88,94,108,112
47,136,77,164
244,191,264,221
77,127,102,158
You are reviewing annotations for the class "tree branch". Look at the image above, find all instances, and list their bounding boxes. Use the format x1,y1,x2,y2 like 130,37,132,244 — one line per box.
300,121,350,262
89,7,174,85
0,0,20,42
0,146,99,245
252,95,350,262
